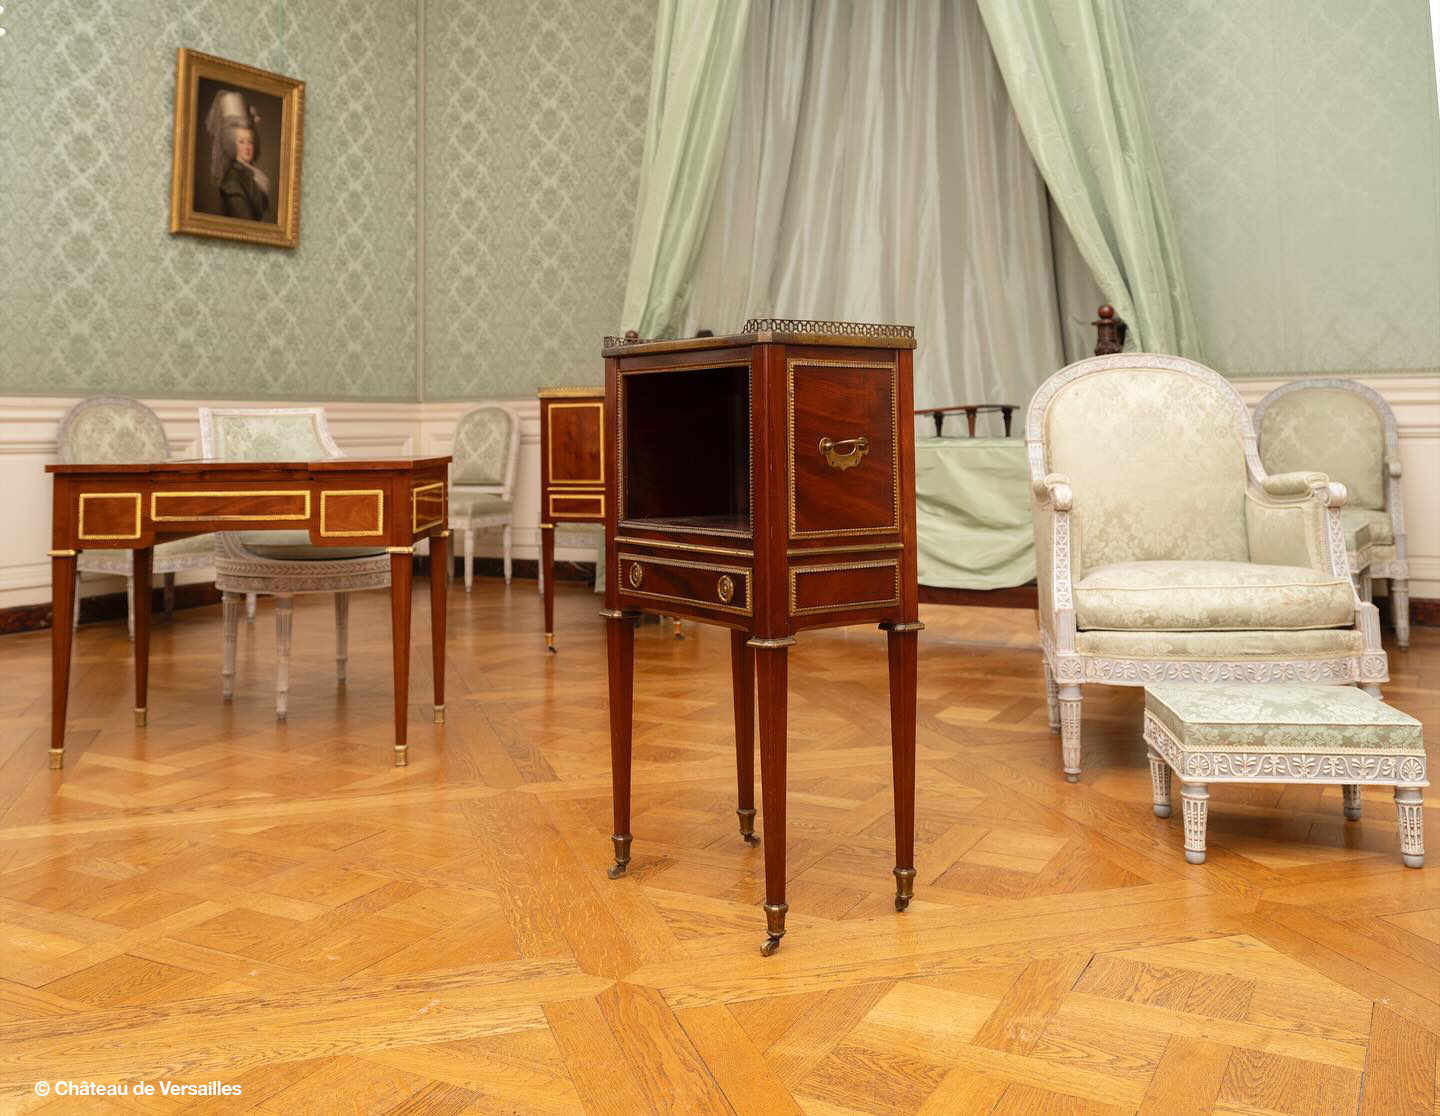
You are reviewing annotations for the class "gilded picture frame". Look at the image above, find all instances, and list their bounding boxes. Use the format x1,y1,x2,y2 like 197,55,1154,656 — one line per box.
169,49,304,248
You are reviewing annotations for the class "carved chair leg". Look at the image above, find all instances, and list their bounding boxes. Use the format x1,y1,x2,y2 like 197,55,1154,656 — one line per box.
163,572,176,620
463,529,475,593
1043,659,1060,734
334,592,350,685
1181,782,1209,864
1362,684,1382,699
502,524,513,585
245,592,257,623
221,592,241,701
125,574,136,642
1391,578,1410,651
1342,784,1362,821
1058,682,1082,782
1396,786,1424,868
274,595,294,721
1358,569,1373,603
1148,748,1172,817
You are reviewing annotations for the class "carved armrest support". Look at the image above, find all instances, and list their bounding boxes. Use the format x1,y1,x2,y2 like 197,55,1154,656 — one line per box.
1385,455,1402,479
1032,471,1073,511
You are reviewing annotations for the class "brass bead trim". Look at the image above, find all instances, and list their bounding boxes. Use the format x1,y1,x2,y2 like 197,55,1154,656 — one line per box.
411,481,446,533
616,553,753,616
48,549,78,558
319,489,385,537
789,560,900,616
615,535,753,558
151,490,310,522
787,541,903,557
546,401,605,485
78,492,143,540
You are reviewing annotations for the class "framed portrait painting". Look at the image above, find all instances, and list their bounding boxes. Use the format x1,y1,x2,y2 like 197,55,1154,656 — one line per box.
169,49,304,248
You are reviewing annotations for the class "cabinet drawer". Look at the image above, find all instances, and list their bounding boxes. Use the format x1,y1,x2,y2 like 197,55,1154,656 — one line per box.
617,552,751,616
788,359,899,539
548,491,604,520
545,400,604,485
789,558,900,617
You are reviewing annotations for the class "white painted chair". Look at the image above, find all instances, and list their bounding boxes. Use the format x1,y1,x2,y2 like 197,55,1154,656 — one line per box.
1254,379,1411,650
57,397,215,639
198,407,390,719
1029,354,1388,782
447,405,520,590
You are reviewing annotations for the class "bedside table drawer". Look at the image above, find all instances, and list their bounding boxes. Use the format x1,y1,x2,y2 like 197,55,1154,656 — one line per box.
617,552,751,616
788,358,899,539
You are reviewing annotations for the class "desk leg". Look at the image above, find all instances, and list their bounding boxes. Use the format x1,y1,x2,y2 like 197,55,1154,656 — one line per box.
753,639,790,955
390,552,413,766
541,525,556,651
50,552,78,769
430,533,447,724
605,612,636,878
730,631,759,846
886,626,919,911
133,547,152,728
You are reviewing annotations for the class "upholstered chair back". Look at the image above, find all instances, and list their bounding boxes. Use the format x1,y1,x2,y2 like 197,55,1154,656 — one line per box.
198,407,341,461
1036,360,1250,575
451,406,519,493
57,397,170,464
1256,386,1385,510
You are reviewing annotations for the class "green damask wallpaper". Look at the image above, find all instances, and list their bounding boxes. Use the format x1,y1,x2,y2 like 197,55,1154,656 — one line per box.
1127,0,1440,379
422,0,654,398
0,0,418,399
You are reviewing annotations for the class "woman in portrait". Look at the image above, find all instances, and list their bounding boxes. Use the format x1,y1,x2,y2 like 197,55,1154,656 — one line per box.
204,90,271,221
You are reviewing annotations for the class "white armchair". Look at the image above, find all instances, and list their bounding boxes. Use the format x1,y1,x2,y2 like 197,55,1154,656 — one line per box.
447,405,520,590
1255,379,1410,650
199,407,390,719
1029,354,1387,782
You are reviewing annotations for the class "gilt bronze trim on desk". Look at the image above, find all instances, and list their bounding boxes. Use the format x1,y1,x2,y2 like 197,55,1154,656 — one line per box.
45,455,450,768
537,386,606,651
601,325,921,955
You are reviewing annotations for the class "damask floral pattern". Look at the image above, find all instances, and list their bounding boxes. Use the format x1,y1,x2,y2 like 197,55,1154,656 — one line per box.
1258,388,1385,509
206,414,328,462
1341,506,1394,548
61,401,171,464
452,408,513,485
1074,627,1363,660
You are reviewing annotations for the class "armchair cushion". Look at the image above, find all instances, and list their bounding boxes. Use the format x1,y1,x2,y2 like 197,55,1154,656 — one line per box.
1074,561,1355,632
236,530,386,561
1075,627,1363,659
450,496,513,523
1341,506,1394,549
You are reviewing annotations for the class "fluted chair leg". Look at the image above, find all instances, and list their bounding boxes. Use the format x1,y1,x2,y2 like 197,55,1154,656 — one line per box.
245,592,257,623
1058,683,1082,782
1043,660,1060,734
274,595,294,720
502,524,513,584
1392,578,1411,650
334,592,349,684
222,592,241,700
463,529,475,593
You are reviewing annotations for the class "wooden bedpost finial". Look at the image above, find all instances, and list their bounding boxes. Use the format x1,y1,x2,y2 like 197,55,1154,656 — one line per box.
1092,304,1127,356
624,330,639,340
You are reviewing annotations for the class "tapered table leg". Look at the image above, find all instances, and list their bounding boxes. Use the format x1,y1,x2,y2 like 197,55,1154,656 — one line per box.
752,636,792,955
730,630,759,846
541,525,556,652
133,546,153,728
390,551,413,766
430,532,447,724
50,551,78,769
884,622,921,911
605,610,636,878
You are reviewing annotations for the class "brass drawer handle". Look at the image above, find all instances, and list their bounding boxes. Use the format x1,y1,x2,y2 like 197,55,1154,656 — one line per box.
628,562,644,588
819,435,869,471
717,574,735,604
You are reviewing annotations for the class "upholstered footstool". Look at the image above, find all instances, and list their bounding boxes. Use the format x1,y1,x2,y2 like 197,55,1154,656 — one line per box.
1142,684,1426,867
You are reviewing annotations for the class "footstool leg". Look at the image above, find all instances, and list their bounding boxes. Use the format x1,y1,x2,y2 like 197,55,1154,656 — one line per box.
1181,782,1208,864
1148,748,1171,818
1395,787,1424,868
1342,784,1362,820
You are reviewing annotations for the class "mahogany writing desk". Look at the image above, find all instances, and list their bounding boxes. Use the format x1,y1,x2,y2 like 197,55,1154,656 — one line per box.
537,387,605,651
45,455,450,768
601,320,921,954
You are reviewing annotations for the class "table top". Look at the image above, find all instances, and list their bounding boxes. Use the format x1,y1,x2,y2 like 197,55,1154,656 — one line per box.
48,455,452,475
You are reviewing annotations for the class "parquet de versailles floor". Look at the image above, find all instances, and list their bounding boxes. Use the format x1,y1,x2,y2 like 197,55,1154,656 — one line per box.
0,581,1435,1115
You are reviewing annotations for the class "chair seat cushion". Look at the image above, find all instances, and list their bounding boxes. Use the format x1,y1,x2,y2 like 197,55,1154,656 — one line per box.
237,530,386,561
1342,506,1394,549
1075,627,1364,660
155,534,216,558
1145,683,1423,754
450,496,513,523
1074,561,1354,632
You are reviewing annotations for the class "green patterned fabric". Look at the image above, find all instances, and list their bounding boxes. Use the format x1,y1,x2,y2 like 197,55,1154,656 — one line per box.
1146,684,1423,753
154,535,217,559
1244,491,1327,571
1258,389,1385,510
452,409,513,485
64,402,169,464
451,496,513,520
207,414,329,462
1342,506,1394,548
916,438,1035,590
236,531,384,562
1074,560,1355,632
1076,628,1363,659
1044,368,1248,574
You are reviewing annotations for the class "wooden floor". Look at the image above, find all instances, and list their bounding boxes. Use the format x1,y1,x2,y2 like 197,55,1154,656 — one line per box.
0,580,1436,1115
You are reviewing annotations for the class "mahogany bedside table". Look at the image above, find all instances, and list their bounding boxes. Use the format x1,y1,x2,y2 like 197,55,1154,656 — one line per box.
600,319,921,955
538,387,605,651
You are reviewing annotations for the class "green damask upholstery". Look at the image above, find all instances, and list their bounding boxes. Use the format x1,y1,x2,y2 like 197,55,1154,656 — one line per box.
1076,628,1363,659
1073,561,1355,632
1341,506,1394,548
236,531,384,561
453,407,513,485
63,400,170,464
1257,388,1384,510
451,496,513,520
206,413,330,461
1146,684,1422,754
1043,367,1249,574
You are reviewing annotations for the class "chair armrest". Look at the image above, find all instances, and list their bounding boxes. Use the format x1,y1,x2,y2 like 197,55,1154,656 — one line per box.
1245,480,1349,578
1032,471,1073,511
1258,470,1332,499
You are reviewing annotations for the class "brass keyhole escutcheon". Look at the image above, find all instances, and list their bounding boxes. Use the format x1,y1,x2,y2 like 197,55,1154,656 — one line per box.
717,574,735,604
819,435,869,470
628,562,644,589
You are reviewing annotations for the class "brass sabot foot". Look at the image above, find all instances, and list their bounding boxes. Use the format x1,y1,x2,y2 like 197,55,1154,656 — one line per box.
545,633,556,653
394,745,408,767
894,866,916,912
737,808,760,847
607,833,632,880
49,749,64,770
433,704,445,725
760,901,787,956
134,708,147,727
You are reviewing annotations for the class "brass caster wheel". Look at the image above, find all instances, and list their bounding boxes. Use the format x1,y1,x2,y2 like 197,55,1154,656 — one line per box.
760,934,783,957
607,833,632,881
737,808,760,847
760,901,787,956
894,894,911,912
893,866,916,913
743,834,761,848
607,862,627,880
